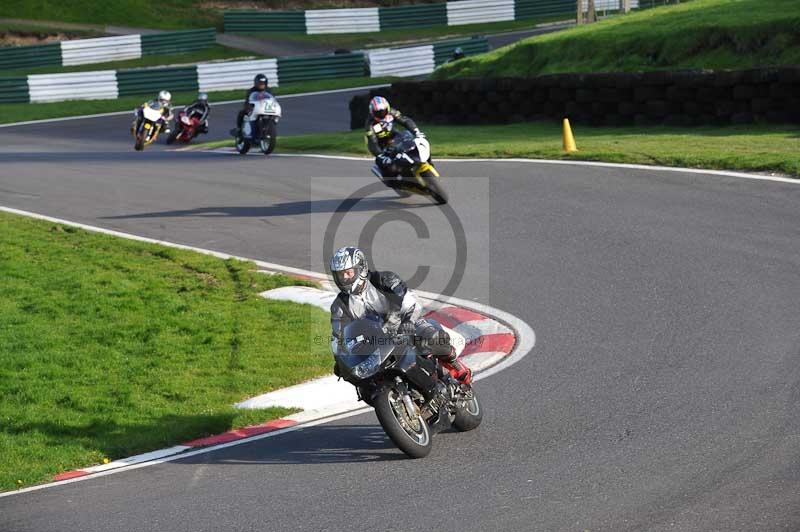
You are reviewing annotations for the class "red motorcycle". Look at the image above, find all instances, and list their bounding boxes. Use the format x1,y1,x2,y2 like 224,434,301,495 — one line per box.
166,110,205,145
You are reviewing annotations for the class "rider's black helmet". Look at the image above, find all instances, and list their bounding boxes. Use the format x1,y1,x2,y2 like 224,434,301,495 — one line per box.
254,73,268,89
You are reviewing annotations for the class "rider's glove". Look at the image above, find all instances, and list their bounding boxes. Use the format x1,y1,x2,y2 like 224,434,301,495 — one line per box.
376,153,393,168
398,320,416,337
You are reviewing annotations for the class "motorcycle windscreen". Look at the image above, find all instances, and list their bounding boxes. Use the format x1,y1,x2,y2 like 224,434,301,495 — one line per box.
335,319,396,371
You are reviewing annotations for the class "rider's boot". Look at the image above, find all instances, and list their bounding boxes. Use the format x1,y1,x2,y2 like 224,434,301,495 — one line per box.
440,347,472,385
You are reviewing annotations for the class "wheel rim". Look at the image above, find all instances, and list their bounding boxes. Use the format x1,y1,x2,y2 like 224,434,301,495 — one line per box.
388,389,428,445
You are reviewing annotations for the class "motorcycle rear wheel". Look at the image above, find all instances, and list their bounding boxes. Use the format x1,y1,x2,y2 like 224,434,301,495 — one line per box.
374,384,432,458
420,170,448,205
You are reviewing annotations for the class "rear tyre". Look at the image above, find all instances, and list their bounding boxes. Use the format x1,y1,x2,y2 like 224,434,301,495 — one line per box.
453,386,482,432
373,384,432,458
421,170,447,205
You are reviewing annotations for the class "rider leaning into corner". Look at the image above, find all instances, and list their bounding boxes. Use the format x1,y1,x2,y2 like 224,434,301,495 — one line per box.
182,92,211,134
236,73,272,132
329,246,472,385
133,90,174,134
364,96,426,177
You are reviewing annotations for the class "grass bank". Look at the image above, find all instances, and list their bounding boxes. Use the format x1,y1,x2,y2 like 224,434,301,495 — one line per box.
195,122,800,177
0,211,332,491
0,76,395,125
434,0,800,78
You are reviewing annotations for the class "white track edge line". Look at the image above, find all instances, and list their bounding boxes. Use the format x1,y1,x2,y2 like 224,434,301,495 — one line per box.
201,150,798,184
0,204,535,498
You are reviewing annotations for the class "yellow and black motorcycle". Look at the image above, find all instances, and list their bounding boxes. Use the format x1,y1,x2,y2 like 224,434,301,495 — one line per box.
132,101,166,151
370,128,447,205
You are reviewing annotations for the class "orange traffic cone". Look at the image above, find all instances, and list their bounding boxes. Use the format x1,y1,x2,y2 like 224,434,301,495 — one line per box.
562,118,578,153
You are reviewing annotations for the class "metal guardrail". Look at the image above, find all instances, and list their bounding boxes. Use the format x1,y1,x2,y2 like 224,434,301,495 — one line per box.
0,43,61,71
141,29,216,55
277,52,366,84
27,71,118,103
378,4,448,29
369,46,435,78
0,29,216,73
224,0,577,34
197,59,279,92
0,77,30,103
117,66,198,97
305,8,381,34
60,35,141,66
433,37,490,66
447,0,516,25
223,10,306,33
369,37,490,78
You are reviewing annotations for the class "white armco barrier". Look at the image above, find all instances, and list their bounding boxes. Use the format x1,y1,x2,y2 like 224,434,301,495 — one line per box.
60,35,142,66
446,0,515,25
305,8,380,34
582,0,640,9
197,59,279,92
27,71,118,103
368,45,435,78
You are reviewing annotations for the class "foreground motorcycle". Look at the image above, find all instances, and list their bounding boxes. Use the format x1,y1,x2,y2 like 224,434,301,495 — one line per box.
166,109,204,145
232,91,281,155
132,101,165,151
371,128,448,205
336,319,481,458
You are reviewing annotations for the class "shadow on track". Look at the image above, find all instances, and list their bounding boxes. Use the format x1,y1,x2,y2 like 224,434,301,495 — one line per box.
101,197,432,220
178,424,409,465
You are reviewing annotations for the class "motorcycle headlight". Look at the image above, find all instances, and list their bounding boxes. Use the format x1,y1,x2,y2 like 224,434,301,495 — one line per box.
352,351,382,379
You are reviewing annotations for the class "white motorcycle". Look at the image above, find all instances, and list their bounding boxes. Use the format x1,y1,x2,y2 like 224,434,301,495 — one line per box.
233,91,282,155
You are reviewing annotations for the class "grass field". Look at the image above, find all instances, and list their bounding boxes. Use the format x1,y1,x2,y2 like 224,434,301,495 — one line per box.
434,0,800,78
2,45,259,77
194,122,800,178
0,76,395,125
0,211,332,491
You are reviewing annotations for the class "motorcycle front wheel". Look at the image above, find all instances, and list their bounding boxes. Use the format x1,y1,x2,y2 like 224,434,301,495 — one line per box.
165,127,180,145
453,385,482,432
259,120,277,155
134,134,144,151
236,136,250,155
374,383,432,458
421,169,448,205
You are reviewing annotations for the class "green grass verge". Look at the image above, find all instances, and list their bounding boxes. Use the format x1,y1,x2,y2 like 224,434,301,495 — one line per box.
245,16,567,50
0,21,103,42
194,122,800,177
0,211,332,491
0,2,221,30
2,45,260,77
0,76,396,125
434,0,800,78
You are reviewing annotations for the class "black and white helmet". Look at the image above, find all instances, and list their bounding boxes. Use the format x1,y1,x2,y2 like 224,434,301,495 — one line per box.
330,246,369,294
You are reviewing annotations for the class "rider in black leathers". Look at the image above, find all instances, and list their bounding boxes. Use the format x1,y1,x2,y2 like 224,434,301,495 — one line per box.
364,96,424,177
329,246,472,385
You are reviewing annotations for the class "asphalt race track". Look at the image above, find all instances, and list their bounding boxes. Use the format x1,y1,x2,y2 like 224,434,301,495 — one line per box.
1,88,799,532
